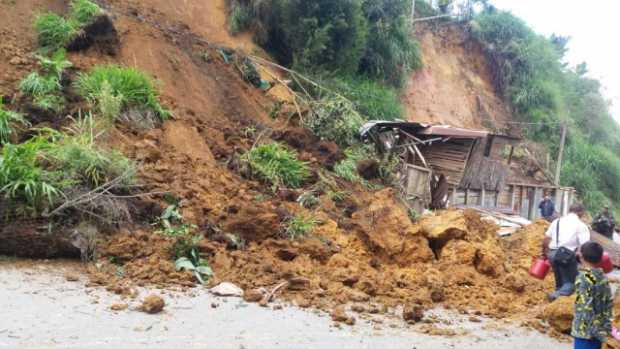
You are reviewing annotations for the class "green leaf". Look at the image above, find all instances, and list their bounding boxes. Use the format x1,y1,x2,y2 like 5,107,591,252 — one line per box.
174,257,196,271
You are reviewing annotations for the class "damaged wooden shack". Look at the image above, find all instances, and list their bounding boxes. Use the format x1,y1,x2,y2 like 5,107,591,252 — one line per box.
361,121,575,220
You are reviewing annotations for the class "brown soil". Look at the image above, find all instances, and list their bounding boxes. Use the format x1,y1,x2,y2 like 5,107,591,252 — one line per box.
140,294,165,314
403,23,512,131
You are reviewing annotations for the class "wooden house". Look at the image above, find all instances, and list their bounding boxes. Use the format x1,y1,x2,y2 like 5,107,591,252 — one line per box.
361,121,575,219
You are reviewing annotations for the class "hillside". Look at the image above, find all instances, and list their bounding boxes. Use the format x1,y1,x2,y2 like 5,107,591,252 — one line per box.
403,23,512,131
0,0,616,344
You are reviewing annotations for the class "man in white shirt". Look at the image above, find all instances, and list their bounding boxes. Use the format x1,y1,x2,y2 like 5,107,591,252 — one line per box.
542,203,590,301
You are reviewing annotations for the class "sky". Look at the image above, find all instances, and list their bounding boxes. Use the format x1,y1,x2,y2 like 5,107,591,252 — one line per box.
487,0,620,122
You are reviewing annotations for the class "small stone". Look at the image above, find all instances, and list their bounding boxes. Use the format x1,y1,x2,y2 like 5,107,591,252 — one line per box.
140,295,165,314
110,303,128,311
331,305,349,323
243,289,264,303
403,304,425,323
288,277,311,291
345,317,356,326
65,273,80,282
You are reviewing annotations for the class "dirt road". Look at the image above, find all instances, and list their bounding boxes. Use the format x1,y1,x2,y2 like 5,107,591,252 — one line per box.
0,260,569,349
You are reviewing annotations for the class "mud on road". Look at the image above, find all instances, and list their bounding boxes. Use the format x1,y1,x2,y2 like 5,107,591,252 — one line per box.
0,259,569,349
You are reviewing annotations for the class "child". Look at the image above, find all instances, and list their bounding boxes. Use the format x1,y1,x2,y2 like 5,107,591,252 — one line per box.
572,241,613,349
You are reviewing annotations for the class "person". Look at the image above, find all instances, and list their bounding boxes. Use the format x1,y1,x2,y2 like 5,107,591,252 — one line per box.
542,203,590,301
539,194,556,222
593,206,616,239
572,241,613,349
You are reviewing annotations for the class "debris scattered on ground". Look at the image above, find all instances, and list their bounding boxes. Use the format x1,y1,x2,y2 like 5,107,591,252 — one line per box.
542,295,576,334
65,273,80,282
140,295,165,314
209,282,244,297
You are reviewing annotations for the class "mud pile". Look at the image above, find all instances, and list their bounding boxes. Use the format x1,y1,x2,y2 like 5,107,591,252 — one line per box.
94,189,554,323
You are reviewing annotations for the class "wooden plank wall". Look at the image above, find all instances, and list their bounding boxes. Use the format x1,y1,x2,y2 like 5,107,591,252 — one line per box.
414,139,473,184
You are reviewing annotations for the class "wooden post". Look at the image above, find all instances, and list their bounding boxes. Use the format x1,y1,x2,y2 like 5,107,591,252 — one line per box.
481,187,486,207
411,0,416,23
554,122,567,186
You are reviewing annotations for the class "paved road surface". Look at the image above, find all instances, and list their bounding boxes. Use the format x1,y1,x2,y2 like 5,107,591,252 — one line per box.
0,260,570,349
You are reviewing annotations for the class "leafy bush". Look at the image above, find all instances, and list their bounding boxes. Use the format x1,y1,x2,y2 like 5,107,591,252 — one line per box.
175,250,213,284
75,65,170,120
0,133,64,209
0,102,29,144
334,147,370,183
325,76,403,120
19,51,71,113
305,96,365,147
242,143,310,189
283,214,318,240
297,191,319,209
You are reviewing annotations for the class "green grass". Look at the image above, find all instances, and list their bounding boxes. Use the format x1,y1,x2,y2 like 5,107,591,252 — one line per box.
283,214,318,240
333,146,371,183
242,143,310,190
0,102,29,144
19,72,60,96
228,2,252,35
70,0,103,26
36,49,72,80
327,76,404,120
0,133,64,209
34,13,78,51
305,95,365,148
34,0,103,51
75,65,170,120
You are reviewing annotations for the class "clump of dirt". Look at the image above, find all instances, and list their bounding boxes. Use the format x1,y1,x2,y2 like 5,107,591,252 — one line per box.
67,15,120,55
140,294,165,314
542,295,576,334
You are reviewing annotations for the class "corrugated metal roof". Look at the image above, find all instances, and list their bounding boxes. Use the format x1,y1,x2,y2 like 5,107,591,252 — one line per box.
418,125,488,138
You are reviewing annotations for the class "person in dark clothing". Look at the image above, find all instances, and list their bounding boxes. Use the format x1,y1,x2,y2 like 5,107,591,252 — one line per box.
593,206,616,239
542,203,590,301
539,194,556,222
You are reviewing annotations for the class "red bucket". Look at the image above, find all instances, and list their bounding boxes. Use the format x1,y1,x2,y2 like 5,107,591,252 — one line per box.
529,256,551,280
596,252,614,273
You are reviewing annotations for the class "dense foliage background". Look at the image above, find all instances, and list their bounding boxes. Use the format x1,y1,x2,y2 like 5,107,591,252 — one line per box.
472,9,620,215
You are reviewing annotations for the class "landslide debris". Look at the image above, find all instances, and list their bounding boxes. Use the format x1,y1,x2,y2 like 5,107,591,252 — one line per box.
140,294,165,314
92,189,555,326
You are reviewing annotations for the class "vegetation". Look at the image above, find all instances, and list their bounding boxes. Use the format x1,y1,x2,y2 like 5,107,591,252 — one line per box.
297,191,319,209
0,116,135,214
334,146,371,183
305,95,365,148
283,214,318,240
472,9,620,214
34,0,103,51
242,143,310,190
19,50,71,113
0,102,29,144
75,65,170,120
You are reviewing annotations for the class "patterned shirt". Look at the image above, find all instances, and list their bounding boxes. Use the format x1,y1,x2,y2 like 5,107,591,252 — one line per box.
571,268,613,342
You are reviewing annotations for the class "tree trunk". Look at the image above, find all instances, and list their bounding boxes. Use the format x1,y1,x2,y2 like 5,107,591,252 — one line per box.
0,219,80,258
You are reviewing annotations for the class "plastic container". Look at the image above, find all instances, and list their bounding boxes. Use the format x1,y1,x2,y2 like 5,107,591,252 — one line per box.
596,252,614,273
529,256,551,280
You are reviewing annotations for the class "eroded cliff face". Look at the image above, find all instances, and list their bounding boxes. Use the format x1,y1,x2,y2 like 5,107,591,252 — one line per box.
402,23,512,131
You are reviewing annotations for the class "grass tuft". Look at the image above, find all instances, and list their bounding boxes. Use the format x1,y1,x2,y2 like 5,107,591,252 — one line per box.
70,0,103,26
34,13,78,51
283,214,318,240
75,65,170,120
242,143,310,190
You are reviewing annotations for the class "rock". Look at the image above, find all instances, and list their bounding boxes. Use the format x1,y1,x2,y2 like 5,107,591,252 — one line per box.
345,317,356,326
288,277,311,291
342,275,359,287
243,289,265,303
141,295,165,314
276,248,298,261
209,282,244,297
331,305,349,323
347,289,370,302
430,286,445,303
351,304,366,313
110,303,128,311
294,295,311,308
403,304,425,323
65,273,80,282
